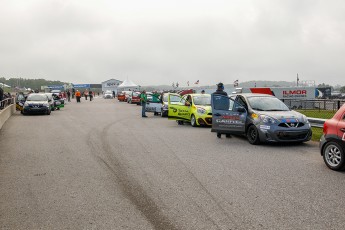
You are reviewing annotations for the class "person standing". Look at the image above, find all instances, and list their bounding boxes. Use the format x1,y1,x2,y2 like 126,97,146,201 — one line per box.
84,90,88,100
140,90,148,117
67,90,71,102
89,90,93,101
75,90,81,103
212,82,230,138
0,87,4,109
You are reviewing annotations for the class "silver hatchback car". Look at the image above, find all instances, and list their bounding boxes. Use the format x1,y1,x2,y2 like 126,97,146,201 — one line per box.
211,93,312,144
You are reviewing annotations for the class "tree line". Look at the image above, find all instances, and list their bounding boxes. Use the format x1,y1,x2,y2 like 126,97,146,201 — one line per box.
0,77,67,90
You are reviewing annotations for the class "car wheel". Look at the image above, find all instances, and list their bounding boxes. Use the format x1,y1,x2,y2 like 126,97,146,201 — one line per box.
247,125,260,145
191,115,197,127
51,107,55,111
323,142,345,171
47,110,51,115
161,109,164,117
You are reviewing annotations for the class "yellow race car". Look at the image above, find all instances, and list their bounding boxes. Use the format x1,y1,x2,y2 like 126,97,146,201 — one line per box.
168,93,212,126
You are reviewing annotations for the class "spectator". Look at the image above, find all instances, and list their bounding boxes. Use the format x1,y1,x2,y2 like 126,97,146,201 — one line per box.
212,82,230,139
0,87,4,109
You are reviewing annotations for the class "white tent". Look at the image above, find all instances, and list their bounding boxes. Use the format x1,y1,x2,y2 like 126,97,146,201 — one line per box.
0,83,11,88
118,79,138,88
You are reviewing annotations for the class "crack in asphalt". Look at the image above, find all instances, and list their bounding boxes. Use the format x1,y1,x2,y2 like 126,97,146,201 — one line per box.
90,119,179,230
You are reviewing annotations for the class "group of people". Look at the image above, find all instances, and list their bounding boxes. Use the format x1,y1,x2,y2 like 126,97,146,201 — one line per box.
74,89,95,103
139,82,228,121
0,87,13,110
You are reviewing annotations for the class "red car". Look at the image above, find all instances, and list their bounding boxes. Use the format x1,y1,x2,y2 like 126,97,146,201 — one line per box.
320,104,345,171
117,92,126,102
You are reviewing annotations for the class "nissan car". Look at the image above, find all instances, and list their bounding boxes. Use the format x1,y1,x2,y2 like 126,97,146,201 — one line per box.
22,93,51,115
211,93,312,144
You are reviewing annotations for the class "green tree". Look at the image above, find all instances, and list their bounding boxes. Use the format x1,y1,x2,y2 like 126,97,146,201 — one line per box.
340,86,345,93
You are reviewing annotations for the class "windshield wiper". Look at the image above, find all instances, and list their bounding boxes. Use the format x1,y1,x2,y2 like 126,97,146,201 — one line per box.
265,109,288,111
251,108,264,111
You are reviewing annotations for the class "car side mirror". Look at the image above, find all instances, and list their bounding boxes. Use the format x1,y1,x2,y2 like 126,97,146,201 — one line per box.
237,107,246,113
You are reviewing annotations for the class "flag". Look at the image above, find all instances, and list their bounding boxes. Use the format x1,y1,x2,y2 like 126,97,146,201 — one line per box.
187,81,189,86
234,79,239,87
194,80,199,84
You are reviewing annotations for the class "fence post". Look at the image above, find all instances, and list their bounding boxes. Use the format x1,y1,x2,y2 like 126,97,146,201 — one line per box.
338,100,341,110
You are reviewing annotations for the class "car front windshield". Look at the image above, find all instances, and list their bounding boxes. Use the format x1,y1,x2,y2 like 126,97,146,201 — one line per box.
248,96,289,111
193,95,211,106
27,94,47,101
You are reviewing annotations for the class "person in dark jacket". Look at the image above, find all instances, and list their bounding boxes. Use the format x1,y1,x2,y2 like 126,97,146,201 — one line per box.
0,87,3,109
213,82,228,96
212,82,231,138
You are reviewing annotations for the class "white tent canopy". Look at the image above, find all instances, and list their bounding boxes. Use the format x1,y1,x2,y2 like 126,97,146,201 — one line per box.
118,79,138,88
0,83,11,88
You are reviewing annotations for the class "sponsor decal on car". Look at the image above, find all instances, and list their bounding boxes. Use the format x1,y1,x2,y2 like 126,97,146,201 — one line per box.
215,119,244,124
260,125,271,130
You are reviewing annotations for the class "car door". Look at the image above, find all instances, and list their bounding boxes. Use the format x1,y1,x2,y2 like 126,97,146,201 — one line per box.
211,94,247,134
168,94,191,122
337,109,345,142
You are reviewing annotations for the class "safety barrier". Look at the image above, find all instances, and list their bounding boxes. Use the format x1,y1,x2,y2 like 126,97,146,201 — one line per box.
0,98,15,130
308,117,327,128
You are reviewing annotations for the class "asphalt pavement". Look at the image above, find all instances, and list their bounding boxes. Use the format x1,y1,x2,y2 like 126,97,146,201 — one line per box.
0,96,344,230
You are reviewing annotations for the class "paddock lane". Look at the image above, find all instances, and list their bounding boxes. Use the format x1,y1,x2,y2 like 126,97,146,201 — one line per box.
1,97,344,230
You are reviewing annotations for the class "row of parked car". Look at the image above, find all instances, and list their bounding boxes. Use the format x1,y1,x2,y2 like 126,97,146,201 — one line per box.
114,89,345,171
16,90,65,115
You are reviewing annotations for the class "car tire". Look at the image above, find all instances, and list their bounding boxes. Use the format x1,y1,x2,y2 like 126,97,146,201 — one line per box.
323,142,345,171
51,107,55,111
247,125,260,145
191,115,197,127
177,120,184,125
47,110,51,115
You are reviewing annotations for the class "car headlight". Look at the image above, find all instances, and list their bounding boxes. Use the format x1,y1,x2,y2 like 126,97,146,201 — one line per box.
302,115,309,123
24,102,29,107
260,115,278,124
197,107,206,114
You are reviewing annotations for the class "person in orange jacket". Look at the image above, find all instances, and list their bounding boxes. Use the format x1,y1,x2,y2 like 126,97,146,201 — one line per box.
75,90,81,103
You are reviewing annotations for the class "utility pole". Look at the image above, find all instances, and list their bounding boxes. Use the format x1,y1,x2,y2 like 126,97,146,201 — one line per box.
297,73,299,87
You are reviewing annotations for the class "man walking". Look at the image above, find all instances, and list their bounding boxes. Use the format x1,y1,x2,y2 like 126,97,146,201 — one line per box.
140,90,148,117
89,90,93,101
67,90,71,102
75,90,81,103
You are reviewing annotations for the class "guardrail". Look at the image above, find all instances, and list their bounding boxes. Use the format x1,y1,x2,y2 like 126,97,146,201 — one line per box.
0,97,14,110
0,97,15,130
308,117,327,128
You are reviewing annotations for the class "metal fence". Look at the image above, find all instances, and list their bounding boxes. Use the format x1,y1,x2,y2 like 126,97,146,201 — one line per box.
0,97,15,110
281,99,345,119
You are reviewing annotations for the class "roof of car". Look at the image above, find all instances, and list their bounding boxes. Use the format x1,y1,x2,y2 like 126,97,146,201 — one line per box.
186,93,211,97
233,93,275,98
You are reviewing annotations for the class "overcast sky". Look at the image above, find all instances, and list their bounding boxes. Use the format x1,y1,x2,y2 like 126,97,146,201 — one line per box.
1,0,344,86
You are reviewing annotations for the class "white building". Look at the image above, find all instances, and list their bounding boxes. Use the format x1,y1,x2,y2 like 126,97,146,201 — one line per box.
101,79,123,94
